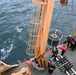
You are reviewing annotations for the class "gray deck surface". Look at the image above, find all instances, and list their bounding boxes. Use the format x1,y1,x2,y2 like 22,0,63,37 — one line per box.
7,47,76,75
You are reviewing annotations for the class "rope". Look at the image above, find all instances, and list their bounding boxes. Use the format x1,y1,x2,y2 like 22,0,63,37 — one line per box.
65,1,73,34
52,7,63,27
71,0,74,34
72,0,74,18
52,0,74,35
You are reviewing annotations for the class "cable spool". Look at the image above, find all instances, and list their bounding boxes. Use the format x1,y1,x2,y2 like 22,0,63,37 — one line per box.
60,0,68,6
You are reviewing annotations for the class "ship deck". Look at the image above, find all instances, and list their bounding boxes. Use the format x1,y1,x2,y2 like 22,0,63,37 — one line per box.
4,47,76,75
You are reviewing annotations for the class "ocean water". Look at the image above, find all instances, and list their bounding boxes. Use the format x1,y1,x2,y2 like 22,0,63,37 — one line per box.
0,0,76,64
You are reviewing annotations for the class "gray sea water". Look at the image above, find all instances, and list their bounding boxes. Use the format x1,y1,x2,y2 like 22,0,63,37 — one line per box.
0,0,76,64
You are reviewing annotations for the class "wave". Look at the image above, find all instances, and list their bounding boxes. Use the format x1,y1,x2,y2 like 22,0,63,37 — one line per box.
15,26,23,33
1,53,10,60
0,44,13,60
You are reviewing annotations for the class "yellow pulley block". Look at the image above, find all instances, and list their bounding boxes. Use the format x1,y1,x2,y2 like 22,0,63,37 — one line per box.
60,0,68,6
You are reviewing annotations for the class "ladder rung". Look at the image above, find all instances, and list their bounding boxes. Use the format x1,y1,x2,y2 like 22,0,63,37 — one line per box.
30,20,41,25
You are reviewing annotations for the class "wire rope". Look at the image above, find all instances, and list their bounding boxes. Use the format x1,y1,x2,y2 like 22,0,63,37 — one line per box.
65,0,74,34
71,0,76,35
51,0,75,38
52,6,63,27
